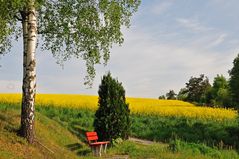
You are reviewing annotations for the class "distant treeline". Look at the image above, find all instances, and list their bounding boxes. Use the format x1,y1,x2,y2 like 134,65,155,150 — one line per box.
159,54,239,109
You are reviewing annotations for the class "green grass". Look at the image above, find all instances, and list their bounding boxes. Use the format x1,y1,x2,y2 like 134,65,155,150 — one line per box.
1,103,239,159
109,140,239,159
168,139,239,159
34,105,239,150
131,114,239,149
0,103,91,159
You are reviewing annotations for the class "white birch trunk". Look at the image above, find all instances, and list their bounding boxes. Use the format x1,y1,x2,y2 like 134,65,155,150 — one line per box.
20,1,37,144
20,8,28,136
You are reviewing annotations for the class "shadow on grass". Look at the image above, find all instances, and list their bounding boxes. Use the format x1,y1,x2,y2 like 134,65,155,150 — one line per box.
0,113,7,121
66,143,92,156
77,148,92,156
68,124,90,143
66,143,83,151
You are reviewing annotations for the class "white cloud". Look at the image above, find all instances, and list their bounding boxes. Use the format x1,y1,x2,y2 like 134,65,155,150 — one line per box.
208,33,227,48
99,28,235,97
176,18,212,32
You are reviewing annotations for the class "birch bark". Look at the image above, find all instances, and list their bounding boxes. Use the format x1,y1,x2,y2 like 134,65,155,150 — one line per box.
20,1,37,144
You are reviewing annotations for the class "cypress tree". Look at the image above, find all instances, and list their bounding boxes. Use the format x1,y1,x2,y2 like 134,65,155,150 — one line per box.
94,72,130,142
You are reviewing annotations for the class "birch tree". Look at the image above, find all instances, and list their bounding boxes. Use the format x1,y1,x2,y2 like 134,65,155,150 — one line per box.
0,0,140,143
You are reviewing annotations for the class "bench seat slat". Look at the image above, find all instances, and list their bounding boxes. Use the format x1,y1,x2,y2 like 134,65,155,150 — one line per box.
89,141,110,146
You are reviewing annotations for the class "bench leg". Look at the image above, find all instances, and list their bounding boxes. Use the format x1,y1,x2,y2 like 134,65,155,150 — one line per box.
99,144,102,156
90,143,109,156
104,144,108,153
91,147,96,156
91,145,102,157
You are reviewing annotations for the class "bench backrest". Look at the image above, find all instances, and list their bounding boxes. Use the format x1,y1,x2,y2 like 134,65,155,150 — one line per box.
86,131,98,144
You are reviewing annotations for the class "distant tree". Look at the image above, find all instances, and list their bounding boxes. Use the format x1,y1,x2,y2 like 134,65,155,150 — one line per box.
158,95,166,99
229,54,239,108
210,75,230,107
94,73,130,143
204,87,214,106
177,88,188,101
185,74,211,105
166,90,176,100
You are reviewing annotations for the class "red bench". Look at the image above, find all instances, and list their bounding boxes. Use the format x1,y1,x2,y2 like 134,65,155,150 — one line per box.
85,131,110,156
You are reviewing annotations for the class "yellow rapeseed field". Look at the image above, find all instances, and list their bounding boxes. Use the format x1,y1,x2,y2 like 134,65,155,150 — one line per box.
0,93,237,121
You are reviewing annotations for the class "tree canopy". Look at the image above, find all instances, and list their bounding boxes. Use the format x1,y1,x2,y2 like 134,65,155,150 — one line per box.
0,0,140,143
210,75,230,107
184,74,211,105
176,76,210,105
229,54,239,108
166,90,176,100
0,0,140,85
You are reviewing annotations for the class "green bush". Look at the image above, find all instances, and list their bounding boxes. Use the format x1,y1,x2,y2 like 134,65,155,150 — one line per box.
93,72,130,142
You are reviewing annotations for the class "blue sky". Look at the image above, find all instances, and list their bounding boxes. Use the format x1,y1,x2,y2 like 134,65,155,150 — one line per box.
1,0,239,98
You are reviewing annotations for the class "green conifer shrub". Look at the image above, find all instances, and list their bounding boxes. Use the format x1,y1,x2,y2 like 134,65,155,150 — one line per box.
94,72,130,142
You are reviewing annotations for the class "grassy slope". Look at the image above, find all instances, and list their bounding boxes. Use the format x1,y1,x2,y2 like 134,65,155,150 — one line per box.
0,106,90,159
1,103,239,159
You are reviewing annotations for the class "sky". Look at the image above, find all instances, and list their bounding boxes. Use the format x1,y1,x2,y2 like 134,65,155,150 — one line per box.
1,0,239,98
